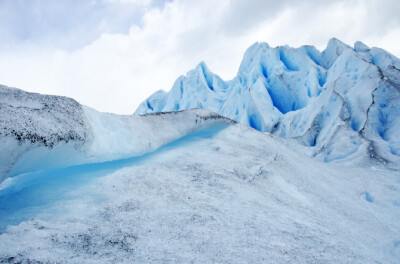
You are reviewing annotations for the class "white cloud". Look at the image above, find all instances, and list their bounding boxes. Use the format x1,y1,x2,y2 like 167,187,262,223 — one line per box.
0,0,399,114
104,0,152,4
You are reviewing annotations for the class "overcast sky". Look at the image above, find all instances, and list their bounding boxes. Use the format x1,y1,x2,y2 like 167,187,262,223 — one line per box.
1,0,399,114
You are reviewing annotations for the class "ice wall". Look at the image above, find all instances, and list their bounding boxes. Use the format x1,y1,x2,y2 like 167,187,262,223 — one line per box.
135,38,400,163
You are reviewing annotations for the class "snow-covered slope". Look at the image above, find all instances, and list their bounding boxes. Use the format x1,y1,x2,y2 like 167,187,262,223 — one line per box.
135,38,400,164
1,122,399,263
0,85,232,183
1,85,399,263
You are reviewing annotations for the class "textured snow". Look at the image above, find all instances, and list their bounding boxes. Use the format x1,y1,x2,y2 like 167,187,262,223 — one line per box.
0,85,90,181
0,86,399,263
135,38,400,164
0,123,399,263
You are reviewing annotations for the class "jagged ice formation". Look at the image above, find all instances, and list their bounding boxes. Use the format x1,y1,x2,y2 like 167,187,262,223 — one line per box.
135,38,400,163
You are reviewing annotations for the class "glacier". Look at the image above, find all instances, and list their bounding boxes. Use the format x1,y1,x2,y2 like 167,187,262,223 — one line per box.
135,38,400,164
0,85,232,183
0,88,399,262
0,42,400,263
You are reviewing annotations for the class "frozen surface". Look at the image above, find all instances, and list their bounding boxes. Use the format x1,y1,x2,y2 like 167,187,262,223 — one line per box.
0,124,399,263
135,39,400,164
0,85,232,183
0,85,90,181
1,41,400,263
0,123,230,231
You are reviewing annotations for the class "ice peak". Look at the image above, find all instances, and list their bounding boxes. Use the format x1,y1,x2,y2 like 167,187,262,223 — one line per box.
242,42,271,58
196,61,210,74
320,38,352,68
354,41,370,52
249,41,271,51
196,60,207,68
194,61,216,92
326,37,350,49
238,42,271,74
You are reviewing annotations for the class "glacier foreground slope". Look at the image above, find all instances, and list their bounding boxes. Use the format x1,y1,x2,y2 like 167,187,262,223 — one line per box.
135,38,400,164
0,85,232,183
0,86,399,263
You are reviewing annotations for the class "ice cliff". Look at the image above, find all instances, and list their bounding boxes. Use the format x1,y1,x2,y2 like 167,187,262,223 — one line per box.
135,38,400,163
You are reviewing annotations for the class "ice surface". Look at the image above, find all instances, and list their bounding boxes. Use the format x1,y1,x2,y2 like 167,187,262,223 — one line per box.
0,85,233,182
0,85,90,181
135,38,400,164
0,123,230,230
1,40,400,263
0,123,399,263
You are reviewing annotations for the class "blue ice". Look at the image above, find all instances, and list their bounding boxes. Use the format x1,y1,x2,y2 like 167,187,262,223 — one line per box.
0,123,230,231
